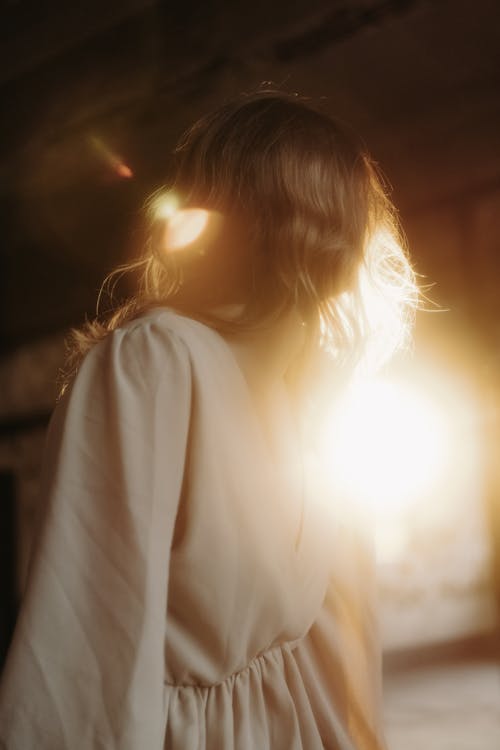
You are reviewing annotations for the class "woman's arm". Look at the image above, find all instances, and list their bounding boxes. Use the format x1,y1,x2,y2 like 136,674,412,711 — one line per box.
0,317,192,750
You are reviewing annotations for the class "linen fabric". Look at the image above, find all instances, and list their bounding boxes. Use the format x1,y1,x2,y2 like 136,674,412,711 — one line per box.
0,308,386,749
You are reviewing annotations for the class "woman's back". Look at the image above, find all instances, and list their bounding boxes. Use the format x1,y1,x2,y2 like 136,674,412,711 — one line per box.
0,307,384,749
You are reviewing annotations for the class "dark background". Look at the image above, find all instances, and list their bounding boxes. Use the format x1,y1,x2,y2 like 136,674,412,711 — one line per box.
1,0,499,356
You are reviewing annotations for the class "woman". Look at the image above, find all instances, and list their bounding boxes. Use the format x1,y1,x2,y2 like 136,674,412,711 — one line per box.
0,90,417,749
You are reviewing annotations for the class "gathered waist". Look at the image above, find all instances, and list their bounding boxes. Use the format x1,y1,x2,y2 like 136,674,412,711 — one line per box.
161,632,348,750
164,636,303,691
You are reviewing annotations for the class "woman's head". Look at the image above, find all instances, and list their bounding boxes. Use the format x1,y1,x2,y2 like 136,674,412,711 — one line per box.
167,92,377,314
146,90,416,364
63,89,417,390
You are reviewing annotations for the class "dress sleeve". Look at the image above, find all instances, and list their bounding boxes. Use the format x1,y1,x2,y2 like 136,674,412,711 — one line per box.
0,318,192,750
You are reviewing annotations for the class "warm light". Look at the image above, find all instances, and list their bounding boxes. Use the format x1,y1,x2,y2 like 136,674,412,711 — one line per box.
151,192,180,220
88,135,134,179
149,191,214,252
319,377,450,522
357,227,417,371
163,208,210,251
115,163,133,179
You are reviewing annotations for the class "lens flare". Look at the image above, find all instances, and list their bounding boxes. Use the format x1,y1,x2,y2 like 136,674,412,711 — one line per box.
151,193,180,220
150,193,212,252
163,208,210,251
115,163,133,179
88,135,133,178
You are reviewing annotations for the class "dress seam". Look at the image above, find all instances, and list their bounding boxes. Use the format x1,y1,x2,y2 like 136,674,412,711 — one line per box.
164,636,303,690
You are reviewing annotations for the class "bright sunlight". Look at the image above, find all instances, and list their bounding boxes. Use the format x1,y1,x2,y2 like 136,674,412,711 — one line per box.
319,377,451,522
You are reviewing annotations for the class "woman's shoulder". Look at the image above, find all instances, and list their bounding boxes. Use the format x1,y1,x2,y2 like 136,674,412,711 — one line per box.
91,306,202,357
64,306,230,412
53,308,197,447
118,306,216,347
73,307,201,399
117,306,230,367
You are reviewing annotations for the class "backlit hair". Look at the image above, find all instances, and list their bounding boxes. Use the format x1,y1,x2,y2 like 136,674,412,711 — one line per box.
62,90,417,391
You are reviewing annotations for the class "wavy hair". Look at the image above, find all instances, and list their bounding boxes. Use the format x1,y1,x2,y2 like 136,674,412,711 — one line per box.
61,90,417,391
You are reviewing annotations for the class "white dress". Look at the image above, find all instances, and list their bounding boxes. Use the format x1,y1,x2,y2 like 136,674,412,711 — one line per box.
0,308,386,749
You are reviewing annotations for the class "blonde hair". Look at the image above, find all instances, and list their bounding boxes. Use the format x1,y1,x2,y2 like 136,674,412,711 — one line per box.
62,90,417,390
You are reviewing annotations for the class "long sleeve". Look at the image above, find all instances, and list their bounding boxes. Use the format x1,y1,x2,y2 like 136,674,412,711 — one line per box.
0,317,192,750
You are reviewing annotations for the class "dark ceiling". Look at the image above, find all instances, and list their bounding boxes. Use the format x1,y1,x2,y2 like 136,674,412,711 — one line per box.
1,0,499,352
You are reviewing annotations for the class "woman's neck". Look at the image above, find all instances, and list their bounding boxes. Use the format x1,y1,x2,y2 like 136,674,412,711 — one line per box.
215,306,307,389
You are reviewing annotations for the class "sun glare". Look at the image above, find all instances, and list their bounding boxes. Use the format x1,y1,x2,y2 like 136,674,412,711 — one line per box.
319,377,451,522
